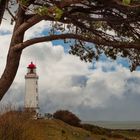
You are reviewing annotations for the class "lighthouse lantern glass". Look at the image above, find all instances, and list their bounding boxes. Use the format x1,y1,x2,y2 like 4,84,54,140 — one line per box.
27,67,36,73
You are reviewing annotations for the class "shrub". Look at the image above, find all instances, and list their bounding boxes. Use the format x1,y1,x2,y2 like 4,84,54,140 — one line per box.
0,110,33,140
53,110,81,127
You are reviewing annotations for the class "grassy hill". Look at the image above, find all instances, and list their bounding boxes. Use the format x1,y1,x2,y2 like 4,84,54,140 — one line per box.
0,111,91,140
0,111,140,140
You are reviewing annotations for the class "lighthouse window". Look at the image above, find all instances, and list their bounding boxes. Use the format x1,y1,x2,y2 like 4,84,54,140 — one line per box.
36,88,38,92
36,96,38,100
36,81,38,85
31,69,33,73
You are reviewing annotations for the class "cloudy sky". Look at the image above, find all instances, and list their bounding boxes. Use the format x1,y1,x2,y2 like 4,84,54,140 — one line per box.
0,14,140,121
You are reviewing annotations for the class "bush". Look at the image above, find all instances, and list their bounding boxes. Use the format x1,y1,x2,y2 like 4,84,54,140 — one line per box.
0,110,35,140
53,110,81,127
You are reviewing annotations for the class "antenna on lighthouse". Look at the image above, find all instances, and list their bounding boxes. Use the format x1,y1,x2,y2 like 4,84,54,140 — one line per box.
24,62,39,118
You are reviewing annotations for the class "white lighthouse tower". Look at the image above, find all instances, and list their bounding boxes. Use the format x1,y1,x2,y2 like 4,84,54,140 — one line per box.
24,62,39,116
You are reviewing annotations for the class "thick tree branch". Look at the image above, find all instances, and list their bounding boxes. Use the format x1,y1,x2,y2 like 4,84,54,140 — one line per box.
13,33,140,51
14,14,56,36
14,14,43,35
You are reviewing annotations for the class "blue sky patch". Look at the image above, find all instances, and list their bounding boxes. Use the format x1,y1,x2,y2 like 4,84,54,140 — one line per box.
0,30,11,35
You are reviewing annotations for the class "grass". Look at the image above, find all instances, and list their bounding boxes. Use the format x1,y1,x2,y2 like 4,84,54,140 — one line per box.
0,111,140,140
0,111,90,140
23,119,92,140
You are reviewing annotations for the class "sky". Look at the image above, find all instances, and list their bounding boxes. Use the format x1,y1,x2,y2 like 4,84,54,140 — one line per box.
0,14,140,121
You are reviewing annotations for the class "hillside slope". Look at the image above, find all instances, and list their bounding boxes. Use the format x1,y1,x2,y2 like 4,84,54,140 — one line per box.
0,111,91,140
0,111,140,140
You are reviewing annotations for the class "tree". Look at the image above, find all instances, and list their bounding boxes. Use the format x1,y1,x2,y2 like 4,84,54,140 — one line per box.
0,0,140,100
53,110,81,127
0,0,7,25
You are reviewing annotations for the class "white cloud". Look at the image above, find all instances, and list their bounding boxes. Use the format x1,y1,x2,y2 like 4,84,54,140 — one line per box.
0,22,13,35
0,34,12,76
10,43,140,112
24,21,52,40
1,20,140,121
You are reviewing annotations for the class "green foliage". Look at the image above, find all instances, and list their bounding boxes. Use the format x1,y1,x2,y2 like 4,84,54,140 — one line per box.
4,0,140,72
35,6,48,16
19,0,29,6
54,6,63,20
122,0,131,5
35,6,63,20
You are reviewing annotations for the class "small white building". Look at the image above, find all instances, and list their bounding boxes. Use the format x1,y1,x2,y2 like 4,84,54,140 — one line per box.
24,62,39,116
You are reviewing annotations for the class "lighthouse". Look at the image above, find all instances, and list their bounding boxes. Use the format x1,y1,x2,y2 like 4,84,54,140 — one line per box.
24,62,39,116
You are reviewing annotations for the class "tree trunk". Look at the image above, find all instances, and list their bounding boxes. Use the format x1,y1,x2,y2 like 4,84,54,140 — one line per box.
0,49,22,100
0,32,24,101
0,6,25,101
0,0,7,25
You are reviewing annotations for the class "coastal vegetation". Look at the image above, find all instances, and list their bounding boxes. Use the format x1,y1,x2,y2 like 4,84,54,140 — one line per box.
0,110,140,140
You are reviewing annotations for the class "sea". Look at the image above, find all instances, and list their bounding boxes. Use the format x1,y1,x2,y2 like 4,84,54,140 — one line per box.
84,121,140,129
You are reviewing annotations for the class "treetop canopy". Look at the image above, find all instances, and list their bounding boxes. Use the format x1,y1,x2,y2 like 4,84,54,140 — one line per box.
2,0,140,70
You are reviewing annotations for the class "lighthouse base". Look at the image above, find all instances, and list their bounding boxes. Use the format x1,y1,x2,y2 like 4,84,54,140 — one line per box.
24,107,39,119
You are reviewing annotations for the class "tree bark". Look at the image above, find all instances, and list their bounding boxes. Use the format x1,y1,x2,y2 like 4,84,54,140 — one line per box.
0,49,22,100
0,30,24,100
0,0,7,25
0,6,25,101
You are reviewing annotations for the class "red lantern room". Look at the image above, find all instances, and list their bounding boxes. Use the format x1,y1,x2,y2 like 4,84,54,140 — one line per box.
27,62,36,74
